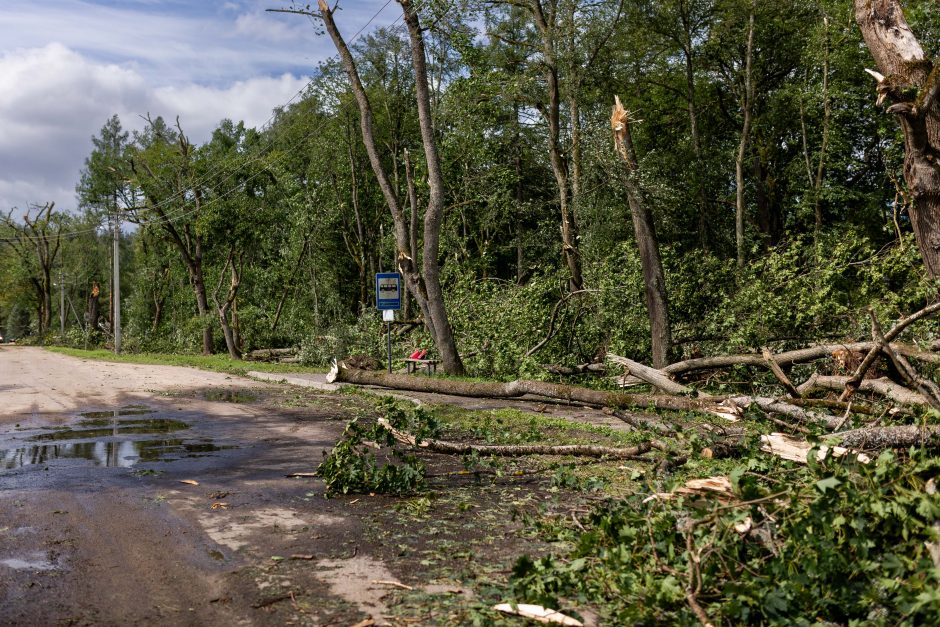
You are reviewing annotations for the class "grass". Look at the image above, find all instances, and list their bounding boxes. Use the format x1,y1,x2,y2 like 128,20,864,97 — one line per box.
46,347,327,376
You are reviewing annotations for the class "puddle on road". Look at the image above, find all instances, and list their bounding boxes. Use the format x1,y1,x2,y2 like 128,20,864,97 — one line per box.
203,389,257,403
1,406,237,470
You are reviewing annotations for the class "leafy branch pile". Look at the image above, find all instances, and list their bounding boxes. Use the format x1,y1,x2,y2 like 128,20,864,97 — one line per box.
315,400,438,496
512,449,940,625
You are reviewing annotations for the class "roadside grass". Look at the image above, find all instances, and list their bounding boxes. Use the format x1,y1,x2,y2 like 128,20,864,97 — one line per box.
46,347,327,376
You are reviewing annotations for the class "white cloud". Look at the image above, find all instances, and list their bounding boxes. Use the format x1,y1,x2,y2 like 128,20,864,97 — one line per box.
0,44,309,212
0,1,401,213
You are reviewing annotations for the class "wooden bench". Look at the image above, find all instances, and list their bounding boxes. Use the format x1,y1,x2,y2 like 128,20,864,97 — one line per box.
405,358,440,375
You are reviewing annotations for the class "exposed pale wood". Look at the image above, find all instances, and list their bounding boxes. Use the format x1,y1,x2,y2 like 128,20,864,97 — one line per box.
759,432,871,464
492,603,583,626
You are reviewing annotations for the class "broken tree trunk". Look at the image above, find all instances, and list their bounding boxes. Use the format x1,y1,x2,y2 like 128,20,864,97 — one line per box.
798,374,931,408
836,424,940,450
664,340,940,377
607,353,694,396
855,0,940,277
377,418,652,460
611,96,672,368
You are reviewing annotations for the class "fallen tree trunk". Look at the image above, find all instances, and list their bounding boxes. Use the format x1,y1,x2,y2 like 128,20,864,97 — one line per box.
328,360,707,413
377,418,653,460
329,361,846,427
836,424,940,450
543,362,607,376
663,340,940,377
727,396,842,430
759,432,871,464
797,374,931,408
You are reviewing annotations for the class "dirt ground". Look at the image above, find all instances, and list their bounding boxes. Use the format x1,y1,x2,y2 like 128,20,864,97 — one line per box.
0,347,619,626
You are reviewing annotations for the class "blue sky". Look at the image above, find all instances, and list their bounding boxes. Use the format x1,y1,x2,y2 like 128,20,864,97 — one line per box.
0,0,399,212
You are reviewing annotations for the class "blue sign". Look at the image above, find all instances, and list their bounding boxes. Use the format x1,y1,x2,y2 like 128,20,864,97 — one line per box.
375,273,401,310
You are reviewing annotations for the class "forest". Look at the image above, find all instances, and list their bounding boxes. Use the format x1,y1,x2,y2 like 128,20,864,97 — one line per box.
0,0,935,374
4,0,940,622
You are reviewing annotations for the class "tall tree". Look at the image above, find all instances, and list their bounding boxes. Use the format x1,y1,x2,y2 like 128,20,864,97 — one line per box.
128,117,214,355
275,0,466,374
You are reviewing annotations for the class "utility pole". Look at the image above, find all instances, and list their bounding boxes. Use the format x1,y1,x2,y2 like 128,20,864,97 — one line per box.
59,270,65,336
113,209,122,354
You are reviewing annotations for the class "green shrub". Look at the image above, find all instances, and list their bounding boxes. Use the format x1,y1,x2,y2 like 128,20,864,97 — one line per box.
512,448,940,625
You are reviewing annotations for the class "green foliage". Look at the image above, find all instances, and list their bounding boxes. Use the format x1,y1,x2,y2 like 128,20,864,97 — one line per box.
315,399,436,496
512,449,940,625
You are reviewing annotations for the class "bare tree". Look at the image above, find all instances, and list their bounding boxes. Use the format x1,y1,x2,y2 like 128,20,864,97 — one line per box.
856,0,940,278
1,202,62,334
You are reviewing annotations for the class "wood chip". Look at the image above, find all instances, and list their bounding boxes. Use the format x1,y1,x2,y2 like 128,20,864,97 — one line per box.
210,502,229,510
349,619,375,627
178,479,199,486
286,472,317,478
371,579,413,590
492,603,583,626
289,554,315,560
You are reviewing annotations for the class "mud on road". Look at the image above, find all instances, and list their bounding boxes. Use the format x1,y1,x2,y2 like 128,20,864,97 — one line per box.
0,347,593,626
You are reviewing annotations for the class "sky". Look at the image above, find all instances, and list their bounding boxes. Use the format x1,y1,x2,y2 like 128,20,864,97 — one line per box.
0,0,399,213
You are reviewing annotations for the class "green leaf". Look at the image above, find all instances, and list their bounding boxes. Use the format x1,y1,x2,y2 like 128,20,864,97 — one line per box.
816,476,841,493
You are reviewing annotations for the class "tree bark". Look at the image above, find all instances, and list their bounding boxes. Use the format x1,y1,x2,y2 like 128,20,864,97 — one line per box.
328,360,706,413
855,0,940,277
611,96,672,368
399,0,465,375
529,0,584,292
735,1,756,268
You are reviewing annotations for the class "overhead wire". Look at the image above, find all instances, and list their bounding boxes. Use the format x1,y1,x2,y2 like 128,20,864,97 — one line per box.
0,0,400,244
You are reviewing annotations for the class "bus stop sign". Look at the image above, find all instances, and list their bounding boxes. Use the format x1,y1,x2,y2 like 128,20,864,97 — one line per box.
375,273,401,310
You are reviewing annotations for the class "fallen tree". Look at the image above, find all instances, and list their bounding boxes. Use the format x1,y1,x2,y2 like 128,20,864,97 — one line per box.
377,417,653,460
328,359,707,413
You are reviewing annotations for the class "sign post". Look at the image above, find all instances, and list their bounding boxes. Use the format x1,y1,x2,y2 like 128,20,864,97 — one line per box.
375,273,402,373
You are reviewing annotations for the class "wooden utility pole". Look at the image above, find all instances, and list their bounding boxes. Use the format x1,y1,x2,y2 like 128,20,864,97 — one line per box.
113,211,121,353
59,270,65,336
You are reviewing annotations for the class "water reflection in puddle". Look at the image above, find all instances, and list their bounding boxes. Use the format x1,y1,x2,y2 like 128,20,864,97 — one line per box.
1,406,236,470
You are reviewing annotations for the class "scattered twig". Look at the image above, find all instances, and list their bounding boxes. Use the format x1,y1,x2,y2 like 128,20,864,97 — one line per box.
377,417,653,460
